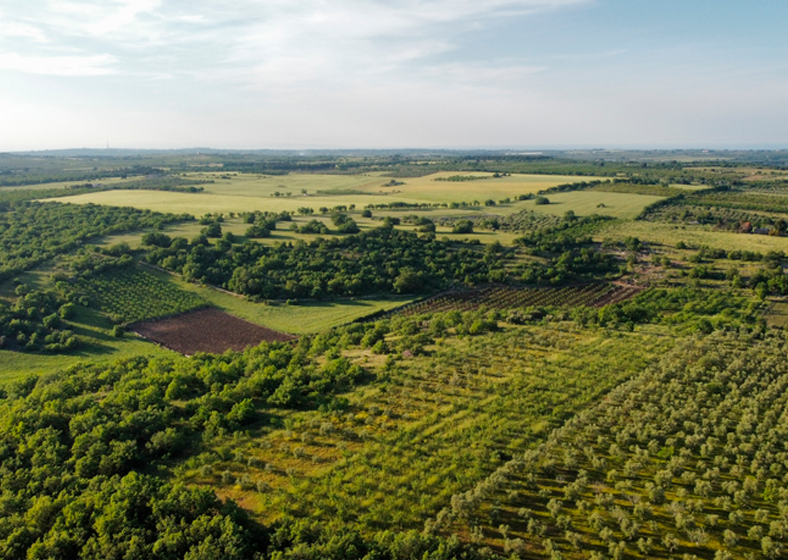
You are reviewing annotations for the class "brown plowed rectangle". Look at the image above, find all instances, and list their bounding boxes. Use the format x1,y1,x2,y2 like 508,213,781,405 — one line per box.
131,307,296,355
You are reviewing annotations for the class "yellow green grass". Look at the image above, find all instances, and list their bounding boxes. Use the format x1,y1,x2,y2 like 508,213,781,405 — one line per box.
0,305,175,383
600,220,788,251
47,189,417,216
347,172,601,203
45,172,603,215
143,267,413,334
764,300,788,328
522,191,665,220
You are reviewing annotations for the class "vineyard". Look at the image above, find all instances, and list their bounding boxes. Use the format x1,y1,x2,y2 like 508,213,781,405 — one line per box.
78,267,207,324
396,283,641,317
671,190,788,214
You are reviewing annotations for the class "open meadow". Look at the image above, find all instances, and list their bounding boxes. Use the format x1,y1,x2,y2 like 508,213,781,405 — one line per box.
46,171,619,215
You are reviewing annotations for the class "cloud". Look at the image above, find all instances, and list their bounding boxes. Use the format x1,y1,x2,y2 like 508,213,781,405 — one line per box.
1,1,587,76
0,52,117,76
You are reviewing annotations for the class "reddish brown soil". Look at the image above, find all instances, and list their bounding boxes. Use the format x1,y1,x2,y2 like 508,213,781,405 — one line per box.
130,307,296,355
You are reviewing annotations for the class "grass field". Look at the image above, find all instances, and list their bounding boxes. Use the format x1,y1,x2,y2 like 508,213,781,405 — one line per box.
599,219,788,251
521,191,665,220
347,172,602,203
46,172,604,216
0,305,175,382
143,266,414,334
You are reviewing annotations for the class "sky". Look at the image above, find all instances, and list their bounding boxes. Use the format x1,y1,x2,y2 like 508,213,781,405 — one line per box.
0,0,787,151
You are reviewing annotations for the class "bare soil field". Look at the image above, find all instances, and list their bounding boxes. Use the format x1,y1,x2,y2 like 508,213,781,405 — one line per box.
130,307,296,354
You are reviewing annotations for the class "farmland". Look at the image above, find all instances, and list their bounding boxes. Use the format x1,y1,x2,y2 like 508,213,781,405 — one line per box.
442,332,788,559
44,171,657,219
3,150,788,560
395,284,641,317
131,307,296,354
78,266,207,324
599,220,788,253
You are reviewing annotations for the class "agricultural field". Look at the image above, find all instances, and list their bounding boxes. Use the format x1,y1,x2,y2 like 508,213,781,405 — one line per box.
180,321,672,532
46,172,615,217
5,151,788,560
599,220,788,252
396,284,640,317
78,266,207,324
443,332,788,559
763,300,788,328
524,191,665,220
131,307,296,354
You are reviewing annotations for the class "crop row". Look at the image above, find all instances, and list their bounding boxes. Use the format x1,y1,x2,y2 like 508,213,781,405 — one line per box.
397,284,640,317
79,268,207,324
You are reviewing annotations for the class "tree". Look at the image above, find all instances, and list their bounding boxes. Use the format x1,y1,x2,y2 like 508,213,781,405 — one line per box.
203,222,222,238
452,220,473,234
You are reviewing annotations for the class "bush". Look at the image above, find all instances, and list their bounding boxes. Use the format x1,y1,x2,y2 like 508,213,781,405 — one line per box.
452,219,474,234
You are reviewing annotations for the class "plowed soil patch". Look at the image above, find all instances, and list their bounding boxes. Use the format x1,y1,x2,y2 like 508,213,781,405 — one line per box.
131,307,296,354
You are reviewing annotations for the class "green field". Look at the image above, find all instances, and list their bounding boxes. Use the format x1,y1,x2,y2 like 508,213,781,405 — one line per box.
0,304,175,382
46,172,607,216
157,268,414,334
599,219,788,251
522,191,665,220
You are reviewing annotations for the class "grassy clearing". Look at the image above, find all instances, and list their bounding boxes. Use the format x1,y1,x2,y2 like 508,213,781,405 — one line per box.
522,191,665,220
180,323,671,530
0,305,174,383
144,266,413,334
46,189,419,216
349,172,602,203
46,172,601,216
599,220,788,252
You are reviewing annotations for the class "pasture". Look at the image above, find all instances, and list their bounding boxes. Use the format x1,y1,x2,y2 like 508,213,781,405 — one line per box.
599,220,788,252
146,267,415,334
522,191,665,220
0,304,174,382
45,171,610,216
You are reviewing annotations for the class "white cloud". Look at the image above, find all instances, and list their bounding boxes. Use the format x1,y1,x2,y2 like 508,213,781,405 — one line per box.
0,52,116,76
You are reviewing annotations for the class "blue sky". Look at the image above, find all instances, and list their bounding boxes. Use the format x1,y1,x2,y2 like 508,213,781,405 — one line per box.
0,0,786,150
